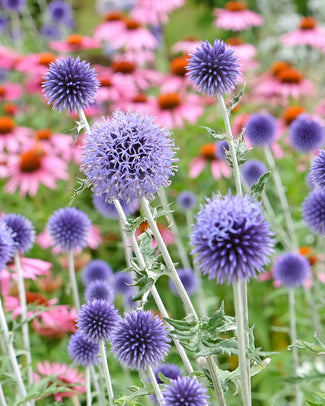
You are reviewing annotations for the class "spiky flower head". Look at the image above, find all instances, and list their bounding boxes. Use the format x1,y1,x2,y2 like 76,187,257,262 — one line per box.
154,364,182,383
111,310,171,370
302,190,325,235
47,0,73,24
0,221,15,269
176,191,197,211
245,113,276,146
273,252,310,288
1,0,26,12
162,376,210,406
85,280,115,303
77,300,119,343
47,207,91,251
81,111,177,203
2,214,35,254
93,193,138,219
169,269,198,296
191,194,274,284
310,150,325,191
215,140,229,160
42,56,99,114
82,259,113,285
186,39,240,96
113,272,133,295
241,159,268,186
289,115,324,152
68,331,100,367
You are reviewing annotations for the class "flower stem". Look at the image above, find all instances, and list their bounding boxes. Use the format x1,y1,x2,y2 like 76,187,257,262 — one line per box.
68,250,80,311
99,340,114,406
147,365,164,406
89,365,105,406
0,382,7,406
78,108,91,133
86,367,92,406
206,356,227,406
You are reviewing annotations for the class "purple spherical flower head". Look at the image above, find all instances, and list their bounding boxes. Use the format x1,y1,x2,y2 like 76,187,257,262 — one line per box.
241,159,268,187
81,111,177,203
245,113,276,146
47,1,72,24
0,15,9,33
2,214,35,254
302,190,325,235
290,115,324,153
310,150,325,191
186,39,240,97
114,272,133,295
111,310,171,370
215,140,229,160
40,24,61,40
154,363,182,384
93,193,138,219
0,221,15,269
191,194,274,284
176,191,197,211
47,207,91,251
1,0,26,12
85,280,115,304
162,376,210,406
42,56,99,114
169,269,198,296
77,299,119,343
68,331,100,367
82,259,113,285
273,253,311,288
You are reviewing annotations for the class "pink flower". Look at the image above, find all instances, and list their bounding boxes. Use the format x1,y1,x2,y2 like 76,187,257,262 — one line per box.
94,11,126,42
131,0,185,26
8,257,52,280
5,146,69,196
15,52,58,75
136,221,174,248
0,82,23,101
0,116,32,153
214,1,264,32
32,306,77,338
281,17,325,50
160,55,192,93
50,34,100,53
172,37,201,55
189,143,232,180
119,93,156,115
0,46,19,69
34,362,85,402
225,38,259,73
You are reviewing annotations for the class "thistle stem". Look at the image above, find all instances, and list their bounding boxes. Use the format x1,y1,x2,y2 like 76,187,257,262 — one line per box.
147,365,164,406
68,250,80,311
78,108,91,133
0,382,7,406
206,356,227,406
86,367,92,406
99,340,114,406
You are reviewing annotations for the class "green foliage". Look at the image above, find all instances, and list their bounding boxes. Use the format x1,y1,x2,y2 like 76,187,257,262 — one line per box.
250,172,271,200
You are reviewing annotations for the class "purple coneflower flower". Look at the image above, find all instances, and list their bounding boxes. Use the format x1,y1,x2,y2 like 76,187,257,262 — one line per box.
42,56,99,114
81,111,177,203
302,190,325,234
245,113,276,146
289,115,324,152
85,280,114,303
77,299,119,343
2,213,35,254
93,193,138,219
241,159,268,186
169,269,198,296
111,310,171,370
162,376,210,406
82,259,113,285
47,207,91,251
191,193,274,284
68,331,100,367
310,150,325,191
273,252,311,288
0,221,15,269
186,39,240,96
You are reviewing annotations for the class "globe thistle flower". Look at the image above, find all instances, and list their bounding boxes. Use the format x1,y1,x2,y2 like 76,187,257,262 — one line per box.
186,39,240,96
111,310,171,370
302,190,325,235
0,221,15,269
1,0,26,12
42,56,99,114
191,194,274,284
289,115,324,152
169,269,198,296
40,24,61,40
273,253,311,288
310,150,325,191
176,191,197,211
68,331,100,367
47,207,91,251
82,259,113,285
47,0,73,24
81,111,177,203
93,193,138,219
245,113,276,146
154,363,182,383
2,213,35,254
215,140,229,160
241,159,268,186
85,280,115,303
162,376,210,406
114,272,133,295
77,300,119,343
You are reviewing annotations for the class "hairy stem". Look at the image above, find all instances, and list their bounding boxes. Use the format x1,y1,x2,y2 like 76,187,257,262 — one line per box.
68,250,80,311
147,365,163,406
99,341,114,406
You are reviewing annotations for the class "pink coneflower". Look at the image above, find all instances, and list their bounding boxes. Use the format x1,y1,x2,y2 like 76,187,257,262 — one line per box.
136,221,174,248
0,46,19,69
172,36,201,55
0,82,23,101
15,52,57,75
131,0,185,26
95,68,137,104
32,305,77,338
50,34,100,53
225,38,259,72
276,105,306,142
281,17,325,50
276,67,315,99
0,116,32,153
34,362,85,402
214,1,264,31
93,11,126,43
152,92,204,128
189,143,232,180
161,55,192,93
4,293,57,319
5,146,69,196
32,128,76,162
25,74,45,95
119,93,156,115
8,256,52,280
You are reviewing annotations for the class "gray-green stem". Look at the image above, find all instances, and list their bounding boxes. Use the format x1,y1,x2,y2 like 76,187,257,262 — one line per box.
0,383,7,406
147,365,164,406
86,367,91,406
206,356,227,406
68,250,80,311
99,341,114,406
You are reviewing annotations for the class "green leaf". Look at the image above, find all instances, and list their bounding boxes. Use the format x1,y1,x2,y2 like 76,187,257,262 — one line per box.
69,177,90,205
227,82,246,113
250,172,271,199
225,130,250,168
201,126,226,141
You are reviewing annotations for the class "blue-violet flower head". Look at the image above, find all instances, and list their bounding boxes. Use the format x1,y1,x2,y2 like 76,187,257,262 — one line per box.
114,272,133,295
169,269,198,296
93,193,138,219
0,221,15,269
245,113,276,146
290,114,324,152
310,149,325,191
154,363,182,384
47,0,73,24
176,191,197,211
1,0,26,12
241,159,268,187
85,280,115,304
162,376,210,406
273,252,311,288
2,214,35,254
215,140,229,160
302,190,325,235
68,331,100,367
82,259,113,285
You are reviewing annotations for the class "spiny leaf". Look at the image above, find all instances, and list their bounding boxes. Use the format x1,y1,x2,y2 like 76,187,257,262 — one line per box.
227,82,246,113
69,177,90,205
201,126,226,141
250,171,271,199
